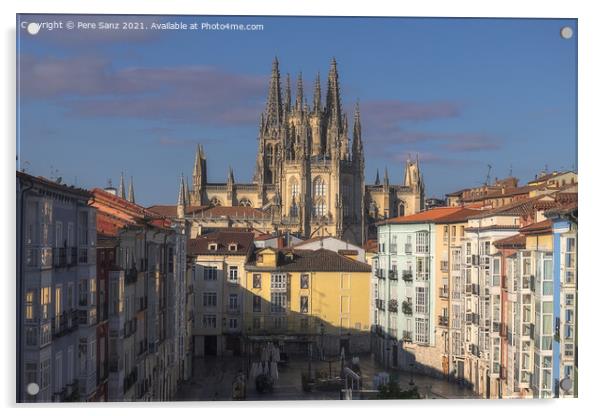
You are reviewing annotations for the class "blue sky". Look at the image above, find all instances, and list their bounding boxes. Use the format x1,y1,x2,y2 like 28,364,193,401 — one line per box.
17,15,577,205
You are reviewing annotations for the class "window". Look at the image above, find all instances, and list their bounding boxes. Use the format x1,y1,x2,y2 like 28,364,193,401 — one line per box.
415,287,428,314
228,266,239,283
253,295,262,313
203,266,217,280
274,316,287,329
416,257,430,281
443,226,449,240
25,290,35,321
565,294,574,306
229,318,238,329
416,231,429,253
300,296,309,313
208,243,218,251
228,243,238,251
229,294,238,310
313,177,326,197
253,274,262,288
313,201,326,217
300,274,309,289
202,315,217,328
40,287,50,320
253,317,261,330
415,318,429,344
202,292,217,307
40,359,50,390
25,362,37,392
271,293,287,313
271,273,287,290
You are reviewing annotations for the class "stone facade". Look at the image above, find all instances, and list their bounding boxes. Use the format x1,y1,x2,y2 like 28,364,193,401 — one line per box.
176,58,425,246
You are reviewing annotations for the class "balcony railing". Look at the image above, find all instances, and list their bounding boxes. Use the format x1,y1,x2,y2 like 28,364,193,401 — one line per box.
402,331,412,342
388,299,398,313
389,269,398,280
402,270,413,282
402,300,413,315
375,299,385,311
53,247,67,268
438,315,449,326
51,310,78,339
439,286,449,298
376,269,385,280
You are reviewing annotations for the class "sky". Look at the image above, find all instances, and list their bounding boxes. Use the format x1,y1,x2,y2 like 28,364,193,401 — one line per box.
17,14,577,206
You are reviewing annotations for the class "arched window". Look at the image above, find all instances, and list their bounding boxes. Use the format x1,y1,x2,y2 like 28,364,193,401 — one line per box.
266,144,273,166
239,198,252,207
210,197,222,207
313,177,326,197
289,178,299,217
313,201,326,217
398,203,405,217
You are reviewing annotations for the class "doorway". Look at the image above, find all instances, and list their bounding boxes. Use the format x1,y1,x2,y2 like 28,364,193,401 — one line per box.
204,335,217,356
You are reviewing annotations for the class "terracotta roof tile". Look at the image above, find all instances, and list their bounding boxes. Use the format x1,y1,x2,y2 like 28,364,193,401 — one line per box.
247,248,371,273
493,234,526,249
519,219,553,234
188,230,255,256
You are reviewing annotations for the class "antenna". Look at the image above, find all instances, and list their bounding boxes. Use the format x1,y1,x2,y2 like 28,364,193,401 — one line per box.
485,164,492,186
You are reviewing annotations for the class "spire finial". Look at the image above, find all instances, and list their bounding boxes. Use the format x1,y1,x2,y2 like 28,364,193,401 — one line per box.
384,166,390,186
118,171,126,199
313,72,321,112
265,56,282,126
127,176,135,204
375,169,380,185
284,73,291,112
296,72,304,110
177,173,186,206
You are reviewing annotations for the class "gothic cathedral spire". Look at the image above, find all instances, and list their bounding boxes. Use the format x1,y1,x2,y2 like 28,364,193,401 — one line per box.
118,172,126,199
127,176,135,204
265,57,282,127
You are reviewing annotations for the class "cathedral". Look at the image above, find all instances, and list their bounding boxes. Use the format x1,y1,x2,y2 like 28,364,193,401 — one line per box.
175,57,425,245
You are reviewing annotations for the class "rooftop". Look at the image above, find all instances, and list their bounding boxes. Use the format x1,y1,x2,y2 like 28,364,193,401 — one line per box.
378,206,480,225
188,230,255,256
247,248,371,273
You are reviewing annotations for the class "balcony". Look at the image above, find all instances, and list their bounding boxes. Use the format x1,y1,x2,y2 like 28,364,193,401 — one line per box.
439,286,449,298
388,299,398,313
402,331,413,342
53,247,67,268
51,310,79,339
402,270,413,282
375,299,385,311
24,246,53,269
376,269,385,280
78,247,88,264
388,269,398,280
438,315,449,326
402,300,413,315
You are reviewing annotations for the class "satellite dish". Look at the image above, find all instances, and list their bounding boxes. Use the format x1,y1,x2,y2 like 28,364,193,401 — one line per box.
560,377,572,393
26,382,40,396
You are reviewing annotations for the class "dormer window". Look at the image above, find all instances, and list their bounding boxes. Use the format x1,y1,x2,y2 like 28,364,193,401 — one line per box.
228,243,238,251
208,243,218,251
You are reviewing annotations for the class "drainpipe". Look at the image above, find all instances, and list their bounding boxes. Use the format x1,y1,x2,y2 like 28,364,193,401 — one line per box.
17,177,34,402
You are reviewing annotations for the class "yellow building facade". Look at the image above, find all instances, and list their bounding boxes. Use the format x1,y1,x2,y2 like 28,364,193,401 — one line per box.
243,247,372,354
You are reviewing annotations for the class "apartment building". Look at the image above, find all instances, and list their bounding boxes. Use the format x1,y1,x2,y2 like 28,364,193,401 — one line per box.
545,203,577,397
91,188,190,401
373,207,477,378
17,172,98,402
189,230,255,356
243,247,372,355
